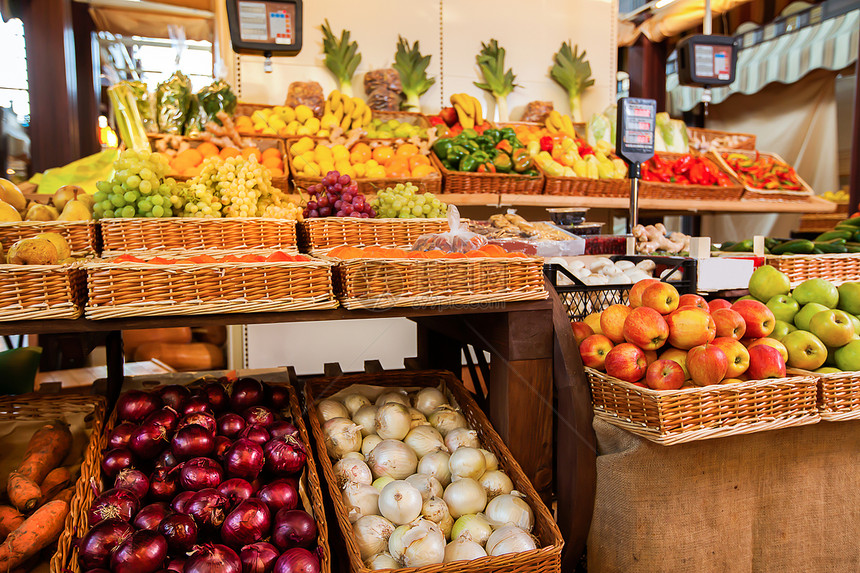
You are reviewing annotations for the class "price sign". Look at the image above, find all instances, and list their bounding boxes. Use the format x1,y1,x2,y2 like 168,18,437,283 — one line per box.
616,97,656,166
676,34,738,87
227,0,304,54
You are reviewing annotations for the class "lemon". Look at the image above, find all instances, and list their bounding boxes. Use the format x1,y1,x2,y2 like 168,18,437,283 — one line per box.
318,160,335,175
331,145,350,162
261,127,278,136
314,147,333,163
280,106,296,123
304,117,321,134
294,137,314,153
302,163,322,177
253,122,268,133
295,105,313,123
273,105,285,115
317,129,330,138
367,166,387,178
251,110,269,124
292,155,312,171
335,160,352,173
353,163,367,177
320,113,339,130
300,151,316,166
365,159,379,169
296,126,312,136
269,118,287,130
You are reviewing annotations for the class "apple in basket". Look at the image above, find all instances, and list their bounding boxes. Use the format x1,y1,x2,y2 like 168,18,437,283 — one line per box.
628,278,660,308
678,294,709,311
782,330,827,370
659,347,690,379
579,334,614,370
570,321,594,345
622,307,670,351
708,298,732,313
687,343,729,386
746,344,786,379
731,299,776,338
604,343,647,383
711,337,750,379
712,308,747,340
746,338,789,362
645,359,685,391
600,304,632,344
666,307,716,350
641,282,680,315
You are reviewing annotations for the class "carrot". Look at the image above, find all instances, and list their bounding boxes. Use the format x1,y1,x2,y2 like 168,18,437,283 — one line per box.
49,488,74,505
37,468,71,507
5,475,40,514
0,500,68,570
7,422,72,513
0,506,25,540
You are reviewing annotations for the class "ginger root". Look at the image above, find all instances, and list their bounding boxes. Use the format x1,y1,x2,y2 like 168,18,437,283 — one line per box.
632,223,689,254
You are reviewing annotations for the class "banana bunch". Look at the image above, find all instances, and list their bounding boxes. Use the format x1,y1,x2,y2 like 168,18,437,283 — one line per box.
545,111,577,137
321,90,372,131
450,93,483,130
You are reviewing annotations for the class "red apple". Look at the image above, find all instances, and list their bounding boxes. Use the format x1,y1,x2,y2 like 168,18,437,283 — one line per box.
708,298,732,313
659,347,690,378
600,304,632,344
645,359,686,390
687,343,729,386
711,337,750,378
583,313,603,335
731,299,776,338
643,349,659,365
642,282,680,315
628,278,660,308
622,307,670,350
632,382,648,388
747,344,787,379
666,307,716,349
571,321,594,345
712,308,747,340
746,337,789,362
579,334,614,369
604,343,648,383
678,294,709,311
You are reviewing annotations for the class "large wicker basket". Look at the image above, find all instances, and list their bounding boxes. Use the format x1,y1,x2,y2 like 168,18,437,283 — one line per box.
639,152,744,201
586,367,820,445
815,370,860,421
370,110,431,129
99,217,299,256
430,153,544,195
687,127,756,152
304,370,564,573
84,256,337,319
764,253,860,286
0,394,108,573
298,217,450,254
711,149,814,201
540,168,627,198
0,221,97,256
0,264,86,321
330,255,547,310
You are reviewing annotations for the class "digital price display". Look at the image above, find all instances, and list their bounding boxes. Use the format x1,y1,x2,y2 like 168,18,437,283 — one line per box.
676,34,738,87
227,0,303,54
616,97,657,167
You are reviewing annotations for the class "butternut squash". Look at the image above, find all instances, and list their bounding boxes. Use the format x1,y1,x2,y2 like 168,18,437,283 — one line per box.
192,326,228,346
133,342,225,371
122,328,193,359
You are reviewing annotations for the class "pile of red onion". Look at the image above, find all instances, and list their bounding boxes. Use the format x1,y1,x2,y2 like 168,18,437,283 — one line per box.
81,378,321,573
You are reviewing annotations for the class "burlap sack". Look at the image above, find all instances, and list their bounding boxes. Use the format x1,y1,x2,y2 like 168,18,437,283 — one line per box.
588,418,860,573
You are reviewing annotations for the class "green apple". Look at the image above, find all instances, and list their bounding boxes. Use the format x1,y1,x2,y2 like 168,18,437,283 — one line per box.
847,313,860,335
766,294,799,323
837,282,860,314
814,366,842,374
748,265,790,302
770,320,797,341
782,330,828,370
834,339,860,371
792,278,839,308
809,310,855,347
794,302,829,331
736,295,757,303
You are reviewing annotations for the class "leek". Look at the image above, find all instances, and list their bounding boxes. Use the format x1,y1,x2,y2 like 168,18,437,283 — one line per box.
550,42,594,123
320,19,361,97
107,83,150,153
473,39,518,122
392,36,435,112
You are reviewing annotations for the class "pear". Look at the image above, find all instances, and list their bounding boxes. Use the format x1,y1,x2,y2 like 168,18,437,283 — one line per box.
57,200,93,221
76,194,95,213
52,185,82,211
35,232,70,261
0,179,27,213
24,203,59,221
6,237,58,265
0,200,22,222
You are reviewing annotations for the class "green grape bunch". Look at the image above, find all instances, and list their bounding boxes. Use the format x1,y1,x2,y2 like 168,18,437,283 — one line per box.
93,149,185,219
370,183,448,219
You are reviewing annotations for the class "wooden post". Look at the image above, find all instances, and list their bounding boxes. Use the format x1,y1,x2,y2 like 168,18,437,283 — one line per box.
627,35,667,110
849,55,860,215
72,1,101,158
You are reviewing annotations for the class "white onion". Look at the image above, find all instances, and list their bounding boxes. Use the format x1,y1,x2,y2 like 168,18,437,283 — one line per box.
443,478,487,519
448,447,486,481
438,512,454,539
361,434,383,457
408,407,429,428
352,405,378,437
343,393,371,416
353,515,395,559
418,450,451,486
404,426,446,458
343,482,380,522
405,474,443,502
480,448,499,471
401,519,446,566
444,535,488,562
378,480,423,525
486,525,537,556
372,476,394,491
444,428,479,452
375,402,412,441
414,387,448,416
342,451,365,461
388,524,409,562
365,552,400,570
366,440,418,480
450,513,493,546
317,399,349,422
485,494,534,531
428,406,468,436
333,458,372,487
421,496,450,524
376,391,409,406
479,470,514,499
323,417,363,459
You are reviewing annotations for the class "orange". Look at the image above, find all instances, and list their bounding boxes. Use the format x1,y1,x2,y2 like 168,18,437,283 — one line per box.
176,148,203,167
188,255,218,264
408,155,431,169
350,142,372,163
262,156,284,170
385,157,410,178
184,165,203,177
268,167,284,177
411,164,436,178
196,142,220,158
241,147,263,162
220,147,241,159
395,143,419,157
508,251,527,257
363,246,386,258
372,146,395,166
261,147,282,160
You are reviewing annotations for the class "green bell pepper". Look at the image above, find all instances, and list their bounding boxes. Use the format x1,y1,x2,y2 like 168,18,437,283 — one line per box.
473,135,493,151
511,148,534,173
500,127,517,140
447,145,469,165
459,155,480,172
493,153,513,173
461,128,479,139
432,138,454,160
461,140,480,153
483,129,503,145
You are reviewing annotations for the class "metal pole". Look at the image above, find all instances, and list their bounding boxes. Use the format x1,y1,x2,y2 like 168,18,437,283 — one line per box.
628,163,641,233
704,0,712,35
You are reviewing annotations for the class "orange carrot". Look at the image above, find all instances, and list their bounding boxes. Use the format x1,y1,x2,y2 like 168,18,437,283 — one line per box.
6,475,41,514
49,488,74,505
7,422,72,513
0,506,25,540
0,500,68,570
37,468,71,507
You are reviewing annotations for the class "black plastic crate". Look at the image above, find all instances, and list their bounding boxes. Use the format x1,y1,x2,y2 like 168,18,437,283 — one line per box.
544,255,698,321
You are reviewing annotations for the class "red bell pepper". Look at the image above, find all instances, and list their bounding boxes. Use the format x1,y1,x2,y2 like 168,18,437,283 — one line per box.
539,136,554,152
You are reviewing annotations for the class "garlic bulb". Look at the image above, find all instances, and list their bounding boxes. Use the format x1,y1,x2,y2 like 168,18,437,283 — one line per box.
404,426,446,458
365,552,400,570
317,399,349,422
480,448,499,471
378,480,423,525
444,535,488,562
400,519,446,566
366,440,418,480
428,405,468,437
405,473,443,502
485,525,537,556
352,405,378,437
343,393,371,416
408,407,429,428
361,434,383,457
372,476,394,491
353,515,395,559
417,450,451,486
484,493,534,531
375,402,412,441
376,391,409,407
479,470,514,499
448,447,486,481
443,478,487,519
414,387,447,416
333,457,372,487
444,428,479,452
323,417,363,459
343,482,380,522
451,513,493,546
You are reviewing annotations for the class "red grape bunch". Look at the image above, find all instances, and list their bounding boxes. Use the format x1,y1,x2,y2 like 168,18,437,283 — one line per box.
302,171,376,218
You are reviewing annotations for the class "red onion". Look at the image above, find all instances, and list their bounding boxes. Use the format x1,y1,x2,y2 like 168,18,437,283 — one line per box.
154,448,180,470
77,519,134,569
217,478,255,505
144,407,180,433
243,406,275,429
182,395,215,416
223,439,265,481
88,488,140,525
269,420,298,439
178,412,217,434
231,378,264,411
110,529,168,573
214,435,233,459
272,509,317,551
171,490,196,514
158,513,198,553
171,424,215,459
185,488,230,529
258,479,299,515
180,457,223,491
240,542,279,573
273,548,320,573
221,499,271,548
133,502,170,530
108,422,138,449
264,436,307,476
265,384,290,410
201,382,230,412
129,423,170,459
157,384,191,410
186,544,241,573
164,557,185,572
114,468,149,499
217,413,246,438
240,425,270,446
117,390,162,423
101,447,134,478
149,467,179,501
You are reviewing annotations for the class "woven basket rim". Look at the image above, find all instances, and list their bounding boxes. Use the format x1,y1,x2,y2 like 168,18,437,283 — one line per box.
764,252,860,261
84,258,331,269
99,217,299,225
325,254,543,263
586,366,817,395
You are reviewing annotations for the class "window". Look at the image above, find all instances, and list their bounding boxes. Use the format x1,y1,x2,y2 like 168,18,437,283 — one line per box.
0,18,29,125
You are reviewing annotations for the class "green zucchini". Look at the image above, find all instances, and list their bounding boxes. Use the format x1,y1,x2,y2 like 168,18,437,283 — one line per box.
771,239,815,255
815,230,853,242
814,241,848,253
724,240,753,252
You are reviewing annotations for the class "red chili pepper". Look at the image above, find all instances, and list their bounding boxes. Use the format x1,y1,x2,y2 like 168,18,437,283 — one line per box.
672,154,696,175
578,143,595,157
689,162,710,185
539,136,554,152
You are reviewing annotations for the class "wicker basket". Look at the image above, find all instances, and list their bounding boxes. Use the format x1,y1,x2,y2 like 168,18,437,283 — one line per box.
639,152,744,201
586,367,820,445
0,221,97,256
0,264,86,321
84,256,337,319
764,253,860,286
330,255,547,310
298,217,450,254
430,152,544,195
815,370,860,421
687,127,756,151
304,370,563,573
99,217,299,256
0,394,108,573
540,166,627,198
711,149,814,201
371,110,431,128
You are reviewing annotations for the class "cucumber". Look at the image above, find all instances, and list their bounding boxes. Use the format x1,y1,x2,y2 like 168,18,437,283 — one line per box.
813,247,824,254
815,230,853,242
771,239,815,255
847,246,860,253
721,241,737,249
814,241,848,253
724,240,753,252
853,230,860,243
764,238,780,250
837,217,860,228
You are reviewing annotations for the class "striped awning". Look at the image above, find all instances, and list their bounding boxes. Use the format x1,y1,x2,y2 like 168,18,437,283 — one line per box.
668,9,858,113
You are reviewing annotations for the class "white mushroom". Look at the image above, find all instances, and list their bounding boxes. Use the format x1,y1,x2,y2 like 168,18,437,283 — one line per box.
636,260,656,272
614,260,636,271
589,258,614,272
